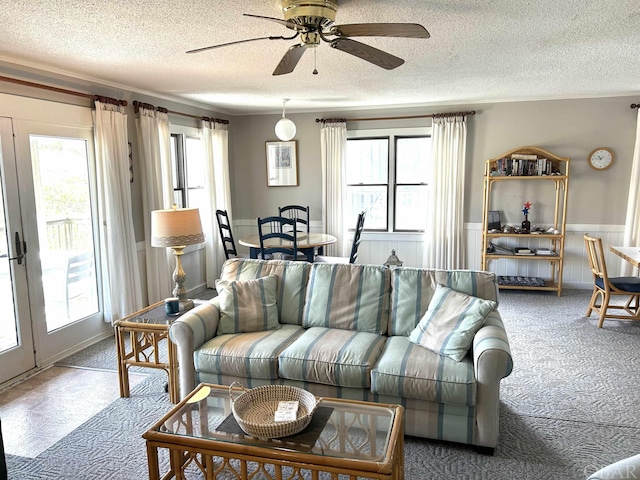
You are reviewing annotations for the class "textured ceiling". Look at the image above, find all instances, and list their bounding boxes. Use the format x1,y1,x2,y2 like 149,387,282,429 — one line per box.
0,0,639,115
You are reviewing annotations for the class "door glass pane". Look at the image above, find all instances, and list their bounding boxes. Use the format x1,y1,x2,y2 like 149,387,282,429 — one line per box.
30,136,99,332
0,140,18,352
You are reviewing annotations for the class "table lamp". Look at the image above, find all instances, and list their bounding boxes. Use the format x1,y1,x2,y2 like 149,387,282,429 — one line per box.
151,206,204,311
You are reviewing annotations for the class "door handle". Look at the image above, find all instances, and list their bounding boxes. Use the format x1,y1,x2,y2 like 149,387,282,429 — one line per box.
8,231,26,265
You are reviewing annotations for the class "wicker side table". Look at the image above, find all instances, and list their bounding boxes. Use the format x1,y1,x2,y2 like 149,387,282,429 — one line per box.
114,300,184,404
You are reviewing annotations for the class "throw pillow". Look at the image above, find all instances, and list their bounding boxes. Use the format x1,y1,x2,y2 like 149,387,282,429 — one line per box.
408,284,497,361
216,275,280,335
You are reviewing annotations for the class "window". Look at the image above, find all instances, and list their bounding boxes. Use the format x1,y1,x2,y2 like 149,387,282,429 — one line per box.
170,132,205,209
346,128,431,232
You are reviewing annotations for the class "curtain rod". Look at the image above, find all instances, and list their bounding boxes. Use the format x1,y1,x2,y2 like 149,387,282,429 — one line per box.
632,104,640,109
133,100,230,124
315,110,476,123
0,75,228,122
0,74,128,105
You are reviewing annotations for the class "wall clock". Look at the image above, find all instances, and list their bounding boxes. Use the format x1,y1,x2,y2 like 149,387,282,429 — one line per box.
588,147,614,170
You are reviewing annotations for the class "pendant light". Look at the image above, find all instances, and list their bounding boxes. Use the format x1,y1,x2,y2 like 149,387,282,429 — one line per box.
275,98,296,141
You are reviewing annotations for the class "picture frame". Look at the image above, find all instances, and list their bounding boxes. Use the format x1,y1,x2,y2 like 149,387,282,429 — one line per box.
488,210,501,230
266,140,298,187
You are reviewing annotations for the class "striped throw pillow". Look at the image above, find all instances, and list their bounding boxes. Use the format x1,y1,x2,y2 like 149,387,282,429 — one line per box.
216,275,280,335
408,284,497,361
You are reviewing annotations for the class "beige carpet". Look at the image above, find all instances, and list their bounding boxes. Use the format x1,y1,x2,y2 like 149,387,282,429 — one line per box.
0,366,146,458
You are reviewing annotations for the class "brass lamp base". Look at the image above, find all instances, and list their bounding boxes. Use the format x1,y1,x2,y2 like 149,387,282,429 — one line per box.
171,246,194,312
179,299,194,312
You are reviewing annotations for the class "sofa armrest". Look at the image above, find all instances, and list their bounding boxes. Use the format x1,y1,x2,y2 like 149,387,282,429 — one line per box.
169,299,220,398
472,312,513,449
473,313,513,378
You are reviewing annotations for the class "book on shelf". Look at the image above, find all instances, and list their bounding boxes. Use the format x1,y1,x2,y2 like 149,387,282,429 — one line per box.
514,247,535,255
535,248,556,255
511,153,537,160
493,157,554,176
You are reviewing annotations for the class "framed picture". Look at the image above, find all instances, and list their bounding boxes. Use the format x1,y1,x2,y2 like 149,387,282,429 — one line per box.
488,210,501,230
266,140,298,187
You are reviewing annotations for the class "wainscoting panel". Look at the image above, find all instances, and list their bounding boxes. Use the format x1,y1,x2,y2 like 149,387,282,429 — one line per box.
226,221,627,291
136,222,625,297
466,224,625,290
234,220,624,288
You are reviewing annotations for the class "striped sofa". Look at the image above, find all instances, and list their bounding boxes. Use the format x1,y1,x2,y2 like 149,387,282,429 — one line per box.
169,258,513,453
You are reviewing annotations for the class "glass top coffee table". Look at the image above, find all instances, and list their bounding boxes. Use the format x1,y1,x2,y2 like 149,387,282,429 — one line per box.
143,383,404,480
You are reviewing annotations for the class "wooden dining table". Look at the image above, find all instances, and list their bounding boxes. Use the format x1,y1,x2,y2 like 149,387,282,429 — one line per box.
610,246,640,268
238,232,337,262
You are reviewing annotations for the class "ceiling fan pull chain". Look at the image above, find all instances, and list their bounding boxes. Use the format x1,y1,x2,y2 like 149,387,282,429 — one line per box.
313,47,318,75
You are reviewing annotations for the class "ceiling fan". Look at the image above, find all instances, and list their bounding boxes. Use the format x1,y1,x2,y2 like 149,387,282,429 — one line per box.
186,0,430,76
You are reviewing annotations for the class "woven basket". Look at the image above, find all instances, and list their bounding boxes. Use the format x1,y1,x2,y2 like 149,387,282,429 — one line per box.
229,382,321,440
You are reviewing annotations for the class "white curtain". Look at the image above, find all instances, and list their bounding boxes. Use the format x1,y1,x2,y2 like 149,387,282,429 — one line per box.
621,108,640,276
93,101,144,322
320,121,348,256
202,119,231,287
422,115,468,269
136,106,173,303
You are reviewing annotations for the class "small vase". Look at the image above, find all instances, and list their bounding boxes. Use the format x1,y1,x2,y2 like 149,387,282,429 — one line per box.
522,215,531,233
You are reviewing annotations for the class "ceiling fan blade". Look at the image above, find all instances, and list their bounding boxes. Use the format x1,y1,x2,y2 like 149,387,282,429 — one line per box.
331,23,430,38
186,34,298,54
273,44,308,76
330,38,404,70
243,13,303,31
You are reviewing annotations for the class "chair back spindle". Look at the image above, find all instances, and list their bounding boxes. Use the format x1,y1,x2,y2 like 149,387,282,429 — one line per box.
258,216,298,260
278,205,310,234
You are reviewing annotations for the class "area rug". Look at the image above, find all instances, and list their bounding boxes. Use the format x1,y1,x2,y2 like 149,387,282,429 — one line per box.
5,289,640,479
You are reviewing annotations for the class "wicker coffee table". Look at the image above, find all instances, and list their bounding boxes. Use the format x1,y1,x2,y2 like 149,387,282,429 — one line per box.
143,383,404,480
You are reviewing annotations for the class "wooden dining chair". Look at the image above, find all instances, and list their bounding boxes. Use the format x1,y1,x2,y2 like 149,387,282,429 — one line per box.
217,209,273,260
584,233,640,328
257,216,298,260
278,205,310,234
315,211,366,264
215,209,240,260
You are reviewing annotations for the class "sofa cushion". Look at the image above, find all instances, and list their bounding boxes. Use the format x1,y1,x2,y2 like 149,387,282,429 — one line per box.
220,258,311,325
303,263,390,334
408,284,497,361
371,336,477,406
194,324,304,380
216,275,280,335
389,267,499,337
278,327,387,389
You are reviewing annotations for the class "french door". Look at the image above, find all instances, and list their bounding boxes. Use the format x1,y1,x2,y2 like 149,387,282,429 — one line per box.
0,117,34,382
0,95,110,385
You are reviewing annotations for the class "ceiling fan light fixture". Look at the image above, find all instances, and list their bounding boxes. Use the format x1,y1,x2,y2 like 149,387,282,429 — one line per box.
275,99,296,141
282,0,337,25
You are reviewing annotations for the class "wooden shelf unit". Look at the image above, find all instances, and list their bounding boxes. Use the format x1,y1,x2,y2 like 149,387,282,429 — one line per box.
481,146,569,296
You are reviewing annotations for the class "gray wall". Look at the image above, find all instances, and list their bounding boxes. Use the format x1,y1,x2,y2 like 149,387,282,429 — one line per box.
230,97,638,228
2,61,638,237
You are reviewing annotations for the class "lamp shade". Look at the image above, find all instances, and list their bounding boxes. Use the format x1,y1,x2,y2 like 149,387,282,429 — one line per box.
275,117,296,141
151,207,204,248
